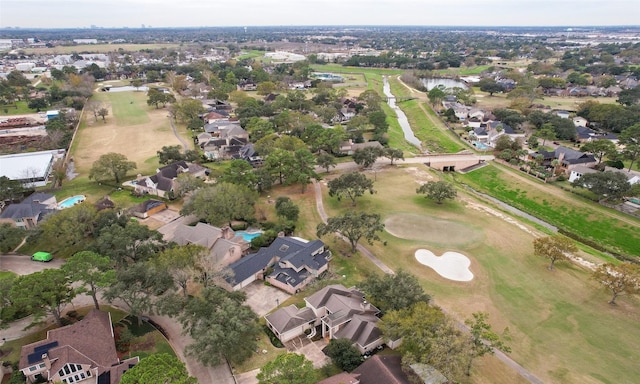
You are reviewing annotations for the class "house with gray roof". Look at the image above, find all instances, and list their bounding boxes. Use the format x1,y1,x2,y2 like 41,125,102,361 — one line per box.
265,284,384,354
0,193,56,229
534,146,597,173
225,236,331,294
133,161,206,198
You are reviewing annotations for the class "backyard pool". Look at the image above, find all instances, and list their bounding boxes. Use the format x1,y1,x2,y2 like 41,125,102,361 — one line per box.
58,195,86,209
473,141,491,150
235,230,263,242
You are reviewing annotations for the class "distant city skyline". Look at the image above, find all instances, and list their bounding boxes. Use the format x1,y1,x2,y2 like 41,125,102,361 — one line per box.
1,0,638,29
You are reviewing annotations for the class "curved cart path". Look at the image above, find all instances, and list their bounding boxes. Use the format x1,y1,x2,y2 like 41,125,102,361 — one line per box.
312,177,544,384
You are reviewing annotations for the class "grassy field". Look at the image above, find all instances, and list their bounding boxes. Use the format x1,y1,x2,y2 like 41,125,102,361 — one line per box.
317,165,640,384
473,87,618,111
0,101,36,115
72,90,184,176
456,163,640,257
24,43,181,55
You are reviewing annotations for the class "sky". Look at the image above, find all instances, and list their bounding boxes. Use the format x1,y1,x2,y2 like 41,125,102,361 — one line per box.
0,0,638,29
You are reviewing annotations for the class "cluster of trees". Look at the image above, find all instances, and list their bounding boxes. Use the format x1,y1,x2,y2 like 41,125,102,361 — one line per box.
1,201,263,367
533,235,640,305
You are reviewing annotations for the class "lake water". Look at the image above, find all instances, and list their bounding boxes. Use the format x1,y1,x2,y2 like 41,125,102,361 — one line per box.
420,78,468,91
382,77,422,149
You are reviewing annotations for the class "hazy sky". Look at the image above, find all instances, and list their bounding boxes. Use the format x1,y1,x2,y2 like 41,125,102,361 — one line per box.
1,0,638,29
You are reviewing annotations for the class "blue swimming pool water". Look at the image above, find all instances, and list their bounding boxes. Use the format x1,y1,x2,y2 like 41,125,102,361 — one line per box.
58,195,86,209
235,230,263,242
473,141,490,150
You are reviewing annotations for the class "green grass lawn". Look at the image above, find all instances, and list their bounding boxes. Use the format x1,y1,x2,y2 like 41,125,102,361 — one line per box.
0,100,36,115
316,165,640,384
456,163,640,257
100,91,151,126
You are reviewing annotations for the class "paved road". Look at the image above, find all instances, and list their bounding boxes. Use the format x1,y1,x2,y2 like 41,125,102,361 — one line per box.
312,168,544,384
0,254,65,275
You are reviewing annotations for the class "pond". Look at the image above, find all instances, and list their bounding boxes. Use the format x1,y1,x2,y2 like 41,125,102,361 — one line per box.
420,78,468,91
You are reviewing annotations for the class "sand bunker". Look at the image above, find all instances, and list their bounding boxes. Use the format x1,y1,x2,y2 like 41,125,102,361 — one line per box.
415,249,474,282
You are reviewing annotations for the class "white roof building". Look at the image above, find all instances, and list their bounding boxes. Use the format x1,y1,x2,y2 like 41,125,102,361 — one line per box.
0,149,64,187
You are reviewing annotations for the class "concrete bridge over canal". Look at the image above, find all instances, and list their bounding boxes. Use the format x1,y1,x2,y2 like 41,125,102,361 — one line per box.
409,153,495,172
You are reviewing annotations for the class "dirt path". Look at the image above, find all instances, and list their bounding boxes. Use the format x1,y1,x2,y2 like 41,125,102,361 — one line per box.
169,116,189,151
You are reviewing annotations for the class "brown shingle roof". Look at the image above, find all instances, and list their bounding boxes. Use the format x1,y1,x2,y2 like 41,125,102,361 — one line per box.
352,355,412,384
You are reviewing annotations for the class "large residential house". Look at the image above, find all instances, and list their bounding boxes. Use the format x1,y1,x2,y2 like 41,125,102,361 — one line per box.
19,310,139,384
225,236,332,294
170,222,250,265
200,125,249,160
265,284,384,354
533,146,597,173
0,193,56,229
134,161,207,198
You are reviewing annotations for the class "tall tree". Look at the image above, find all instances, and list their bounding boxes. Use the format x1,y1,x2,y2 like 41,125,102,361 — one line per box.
360,270,431,313
290,148,319,192
157,145,184,165
10,269,76,327
384,147,404,165
580,140,616,164
275,196,300,222
325,338,363,372
257,353,317,384
316,153,337,173
40,204,98,248
173,173,206,197
619,124,640,172
162,287,260,366
155,244,206,298
62,251,116,310
97,107,109,122
353,146,383,169
592,262,640,305
379,302,446,361
317,212,384,254
328,172,376,207
428,86,446,107
572,171,631,199
533,235,578,270
94,222,165,266
104,263,173,325
181,183,257,226
0,176,25,202
416,181,457,204
220,160,258,189
465,312,511,376
89,153,137,184
264,148,295,185
121,353,197,384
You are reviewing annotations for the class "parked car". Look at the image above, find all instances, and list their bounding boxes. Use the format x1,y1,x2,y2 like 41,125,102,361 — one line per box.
31,252,53,262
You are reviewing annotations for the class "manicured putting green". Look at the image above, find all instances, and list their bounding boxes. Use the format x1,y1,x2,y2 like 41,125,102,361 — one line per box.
384,213,483,247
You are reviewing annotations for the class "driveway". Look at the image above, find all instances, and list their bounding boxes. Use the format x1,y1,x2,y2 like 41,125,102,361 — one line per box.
242,281,291,317
0,254,65,275
286,337,330,369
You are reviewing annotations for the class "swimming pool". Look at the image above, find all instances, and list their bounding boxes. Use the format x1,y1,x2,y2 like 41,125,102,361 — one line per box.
235,230,263,242
58,195,86,209
473,141,491,150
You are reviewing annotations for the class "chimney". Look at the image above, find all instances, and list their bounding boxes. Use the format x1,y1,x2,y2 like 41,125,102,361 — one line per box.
42,353,51,370
221,226,232,240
